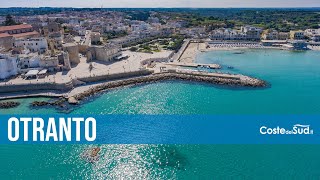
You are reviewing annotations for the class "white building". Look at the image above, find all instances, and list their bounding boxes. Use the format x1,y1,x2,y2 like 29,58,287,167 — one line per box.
40,56,59,70
304,29,319,37
73,25,87,36
211,26,263,41
18,53,40,70
15,37,48,53
0,54,18,79
131,21,150,32
241,26,263,41
109,34,142,46
305,29,320,42
39,52,71,71
211,28,246,41
278,32,289,40
290,31,305,40
262,30,279,40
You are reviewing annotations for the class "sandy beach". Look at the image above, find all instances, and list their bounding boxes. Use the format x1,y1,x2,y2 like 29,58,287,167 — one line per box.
178,42,207,63
177,41,320,65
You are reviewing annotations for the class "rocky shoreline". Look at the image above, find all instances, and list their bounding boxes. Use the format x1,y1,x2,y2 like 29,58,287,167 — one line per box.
71,72,266,102
30,98,72,113
0,101,20,109
31,98,67,108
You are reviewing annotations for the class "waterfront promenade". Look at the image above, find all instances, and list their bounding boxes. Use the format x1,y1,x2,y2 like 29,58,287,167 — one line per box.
165,62,221,69
0,91,66,100
0,50,173,97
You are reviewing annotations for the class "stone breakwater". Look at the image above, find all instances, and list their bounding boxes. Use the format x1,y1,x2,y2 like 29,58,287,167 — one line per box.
31,98,68,108
71,72,266,102
0,101,20,109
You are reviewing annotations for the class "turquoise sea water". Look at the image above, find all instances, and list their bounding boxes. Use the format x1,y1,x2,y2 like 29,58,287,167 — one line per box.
1,49,320,179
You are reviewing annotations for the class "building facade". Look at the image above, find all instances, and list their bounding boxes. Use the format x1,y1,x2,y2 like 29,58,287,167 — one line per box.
290,31,305,40
91,32,101,44
0,33,14,50
0,24,39,39
241,26,263,41
0,54,18,79
18,53,40,70
86,45,121,62
15,37,48,53
62,43,80,64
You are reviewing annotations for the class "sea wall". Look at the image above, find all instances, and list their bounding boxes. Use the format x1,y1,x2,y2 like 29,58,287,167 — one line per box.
0,70,153,94
0,81,73,93
140,51,175,66
77,69,153,83
172,39,191,61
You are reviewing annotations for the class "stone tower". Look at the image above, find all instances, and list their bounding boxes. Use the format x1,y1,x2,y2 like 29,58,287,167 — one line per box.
62,43,80,65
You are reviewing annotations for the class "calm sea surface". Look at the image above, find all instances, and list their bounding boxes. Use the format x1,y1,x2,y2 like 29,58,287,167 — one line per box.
1,49,320,179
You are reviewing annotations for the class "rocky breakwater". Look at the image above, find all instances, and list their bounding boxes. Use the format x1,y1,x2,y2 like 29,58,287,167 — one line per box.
31,98,68,108
31,97,75,113
238,75,267,87
0,101,20,109
71,72,266,103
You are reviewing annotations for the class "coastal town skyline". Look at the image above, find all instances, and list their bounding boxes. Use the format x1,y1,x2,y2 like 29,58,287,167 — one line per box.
1,0,320,8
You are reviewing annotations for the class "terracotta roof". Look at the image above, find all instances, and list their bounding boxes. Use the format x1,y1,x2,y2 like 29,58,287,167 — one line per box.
0,33,12,38
12,31,39,38
0,24,33,32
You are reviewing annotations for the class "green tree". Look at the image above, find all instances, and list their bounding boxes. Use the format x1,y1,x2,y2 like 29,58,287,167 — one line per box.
129,47,138,52
89,63,94,74
3,14,18,26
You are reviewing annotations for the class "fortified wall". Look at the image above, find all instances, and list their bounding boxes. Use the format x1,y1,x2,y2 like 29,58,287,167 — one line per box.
0,70,153,93
0,81,74,93
77,69,153,83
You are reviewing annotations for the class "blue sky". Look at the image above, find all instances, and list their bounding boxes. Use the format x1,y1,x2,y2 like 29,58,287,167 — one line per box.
1,0,319,8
